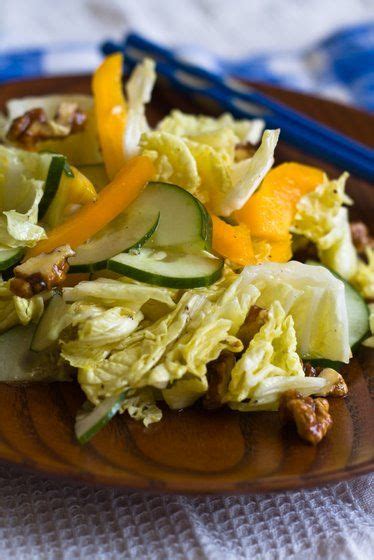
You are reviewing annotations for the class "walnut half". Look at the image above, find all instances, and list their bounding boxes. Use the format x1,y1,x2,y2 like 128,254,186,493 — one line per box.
317,368,348,397
6,103,87,147
10,245,75,298
203,351,236,410
279,390,333,445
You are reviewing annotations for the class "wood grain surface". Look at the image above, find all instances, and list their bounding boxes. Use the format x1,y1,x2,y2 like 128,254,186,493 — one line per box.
0,75,372,494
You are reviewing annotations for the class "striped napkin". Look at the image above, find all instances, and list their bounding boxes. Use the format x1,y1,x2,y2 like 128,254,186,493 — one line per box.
0,23,373,109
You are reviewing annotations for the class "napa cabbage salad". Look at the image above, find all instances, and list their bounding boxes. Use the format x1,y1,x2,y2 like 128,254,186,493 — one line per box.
0,53,371,446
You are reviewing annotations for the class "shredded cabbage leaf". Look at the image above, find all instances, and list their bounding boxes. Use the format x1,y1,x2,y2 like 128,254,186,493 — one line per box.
124,58,156,159
226,301,304,405
242,261,351,362
63,277,176,310
156,272,259,383
186,128,238,163
61,307,144,368
63,269,260,420
120,388,162,426
0,146,50,247
140,131,200,196
162,376,208,409
217,129,280,216
352,248,374,300
140,128,278,215
76,292,205,404
0,280,44,333
157,110,265,145
291,173,358,279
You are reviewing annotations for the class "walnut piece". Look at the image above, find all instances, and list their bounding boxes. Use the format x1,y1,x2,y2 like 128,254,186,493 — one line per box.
10,245,75,298
6,103,87,146
54,102,87,132
237,305,268,348
350,221,374,255
302,361,322,377
317,368,348,397
279,390,333,445
203,351,235,410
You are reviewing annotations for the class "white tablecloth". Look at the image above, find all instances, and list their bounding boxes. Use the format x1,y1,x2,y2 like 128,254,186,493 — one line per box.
0,464,372,559
0,1,373,558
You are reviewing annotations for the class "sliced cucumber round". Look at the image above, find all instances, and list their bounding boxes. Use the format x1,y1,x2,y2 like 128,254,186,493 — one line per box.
141,182,212,250
0,247,24,271
30,293,69,352
108,248,223,288
69,212,160,273
38,155,66,219
307,260,369,349
75,394,125,445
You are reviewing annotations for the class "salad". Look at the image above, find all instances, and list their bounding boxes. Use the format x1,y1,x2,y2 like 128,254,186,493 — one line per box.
0,53,372,446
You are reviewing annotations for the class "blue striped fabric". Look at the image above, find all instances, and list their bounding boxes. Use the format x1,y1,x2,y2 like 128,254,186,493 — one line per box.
0,23,372,109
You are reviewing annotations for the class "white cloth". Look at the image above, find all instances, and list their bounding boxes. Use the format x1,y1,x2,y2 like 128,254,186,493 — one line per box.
0,464,372,559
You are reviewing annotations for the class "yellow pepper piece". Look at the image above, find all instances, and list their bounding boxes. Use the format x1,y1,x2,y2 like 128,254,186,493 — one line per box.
211,214,255,266
268,236,293,262
92,53,127,179
44,166,98,228
26,155,154,259
235,162,325,241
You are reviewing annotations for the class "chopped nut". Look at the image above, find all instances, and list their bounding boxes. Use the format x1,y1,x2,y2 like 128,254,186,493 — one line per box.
54,102,87,132
7,108,48,145
350,221,374,255
302,362,322,377
317,368,348,397
203,351,235,410
10,245,75,298
6,103,87,146
237,305,268,348
279,390,332,445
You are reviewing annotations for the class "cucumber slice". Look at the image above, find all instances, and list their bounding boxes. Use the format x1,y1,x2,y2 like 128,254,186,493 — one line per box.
30,293,69,352
75,394,125,444
142,182,212,250
69,212,160,273
0,325,70,382
0,247,23,271
108,248,223,288
38,155,66,219
307,260,369,349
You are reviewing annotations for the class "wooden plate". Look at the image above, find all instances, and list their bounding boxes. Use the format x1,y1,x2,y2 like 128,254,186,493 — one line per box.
0,76,372,494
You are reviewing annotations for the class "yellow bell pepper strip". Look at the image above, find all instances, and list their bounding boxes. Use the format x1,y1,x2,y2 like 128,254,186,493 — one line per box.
211,214,255,266
44,166,98,228
268,236,293,262
234,162,325,241
26,155,154,259
92,53,127,179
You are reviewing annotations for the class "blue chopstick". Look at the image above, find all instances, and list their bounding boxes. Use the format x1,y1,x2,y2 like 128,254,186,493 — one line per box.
123,33,373,163
102,35,374,181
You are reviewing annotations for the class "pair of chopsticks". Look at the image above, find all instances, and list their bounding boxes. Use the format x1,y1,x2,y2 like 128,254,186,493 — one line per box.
102,33,374,182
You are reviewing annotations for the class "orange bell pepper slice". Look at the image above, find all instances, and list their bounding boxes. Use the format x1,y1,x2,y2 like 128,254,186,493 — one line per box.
92,53,127,179
26,155,154,259
235,162,324,241
211,214,255,265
